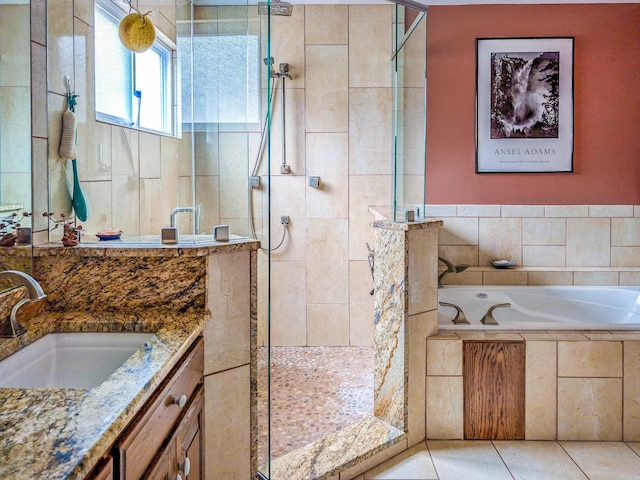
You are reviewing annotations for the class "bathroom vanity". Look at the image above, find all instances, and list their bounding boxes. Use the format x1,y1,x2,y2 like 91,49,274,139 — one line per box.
0,238,258,479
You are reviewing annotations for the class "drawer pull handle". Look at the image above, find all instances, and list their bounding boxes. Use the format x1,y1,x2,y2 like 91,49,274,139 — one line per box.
180,457,191,476
173,394,187,409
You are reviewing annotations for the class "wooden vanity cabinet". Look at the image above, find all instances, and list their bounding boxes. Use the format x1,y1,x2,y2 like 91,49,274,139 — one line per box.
115,336,204,480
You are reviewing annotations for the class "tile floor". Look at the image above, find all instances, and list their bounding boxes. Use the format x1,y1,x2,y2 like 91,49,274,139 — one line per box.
360,440,640,480
257,346,374,463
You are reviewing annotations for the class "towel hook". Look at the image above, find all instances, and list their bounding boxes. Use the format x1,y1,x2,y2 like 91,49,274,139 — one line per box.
64,74,72,97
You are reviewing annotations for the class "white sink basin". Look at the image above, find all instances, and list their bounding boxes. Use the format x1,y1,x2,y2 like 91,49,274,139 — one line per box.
0,332,155,389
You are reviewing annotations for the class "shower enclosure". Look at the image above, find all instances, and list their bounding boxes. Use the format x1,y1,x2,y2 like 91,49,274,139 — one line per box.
178,1,427,478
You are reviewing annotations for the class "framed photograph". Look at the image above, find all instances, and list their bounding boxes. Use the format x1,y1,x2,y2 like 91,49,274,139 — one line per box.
475,37,574,173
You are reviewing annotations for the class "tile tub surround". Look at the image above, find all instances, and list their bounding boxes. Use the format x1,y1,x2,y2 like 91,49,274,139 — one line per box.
433,204,640,286
425,331,640,442
0,239,259,479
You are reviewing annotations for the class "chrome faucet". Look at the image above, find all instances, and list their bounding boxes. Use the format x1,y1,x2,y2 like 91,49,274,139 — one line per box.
170,206,201,235
438,257,470,287
480,303,511,325
0,270,47,338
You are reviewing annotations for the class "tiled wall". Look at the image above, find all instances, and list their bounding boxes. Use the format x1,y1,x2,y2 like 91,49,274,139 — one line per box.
432,204,640,286
0,5,31,219
43,0,180,242
257,5,398,347
426,331,640,442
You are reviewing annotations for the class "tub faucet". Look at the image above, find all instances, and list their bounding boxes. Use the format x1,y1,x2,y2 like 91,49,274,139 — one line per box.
481,303,511,325
170,206,201,235
438,257,470,287
0,270,47,338
439,302,470,325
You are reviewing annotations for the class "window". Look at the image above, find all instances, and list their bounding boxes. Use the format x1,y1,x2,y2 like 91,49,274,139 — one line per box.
94,1,174,135
178,33,260,128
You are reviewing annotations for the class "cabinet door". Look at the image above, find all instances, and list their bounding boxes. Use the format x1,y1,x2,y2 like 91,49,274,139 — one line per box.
143,440,176,480
177,387,204,480
85,457,113,480
463,340,525,440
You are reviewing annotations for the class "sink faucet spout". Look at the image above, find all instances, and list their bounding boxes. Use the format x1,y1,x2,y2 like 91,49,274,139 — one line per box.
0,270,47,338
170,206,201,235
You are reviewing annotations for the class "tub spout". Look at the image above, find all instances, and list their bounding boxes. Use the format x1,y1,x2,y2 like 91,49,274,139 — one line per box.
481,303,511,325
438,257,470,287
439,301,470,325
0,270,47,338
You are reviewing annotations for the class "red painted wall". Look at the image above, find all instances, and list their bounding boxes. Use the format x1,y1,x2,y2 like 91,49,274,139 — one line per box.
426,4,640,205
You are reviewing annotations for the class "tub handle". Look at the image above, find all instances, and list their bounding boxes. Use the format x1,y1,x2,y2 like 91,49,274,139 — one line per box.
481,303,511,325
439,302,470,325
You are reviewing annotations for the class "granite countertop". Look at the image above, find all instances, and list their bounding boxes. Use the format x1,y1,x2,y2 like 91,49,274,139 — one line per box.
0,310,206,480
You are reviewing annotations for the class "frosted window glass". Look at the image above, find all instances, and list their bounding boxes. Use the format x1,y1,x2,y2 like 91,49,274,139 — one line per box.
95,5,132,125
179,34,260,125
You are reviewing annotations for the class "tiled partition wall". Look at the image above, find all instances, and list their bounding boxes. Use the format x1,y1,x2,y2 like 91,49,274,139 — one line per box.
425,331,640,442
431,204,640,286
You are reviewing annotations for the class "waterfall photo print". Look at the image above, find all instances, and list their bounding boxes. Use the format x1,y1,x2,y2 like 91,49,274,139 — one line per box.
476,37,574,173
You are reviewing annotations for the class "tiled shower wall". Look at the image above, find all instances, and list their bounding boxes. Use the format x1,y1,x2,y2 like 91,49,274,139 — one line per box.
256,5,397,347
431,204,640,286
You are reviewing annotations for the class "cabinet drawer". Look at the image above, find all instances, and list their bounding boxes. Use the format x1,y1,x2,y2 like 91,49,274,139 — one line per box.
118,337,204,480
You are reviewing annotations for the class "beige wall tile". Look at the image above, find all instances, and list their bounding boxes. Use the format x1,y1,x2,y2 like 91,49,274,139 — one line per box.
140,177,176,235
349,175,391,261
32,42,48,138
525,341,557,439
112,127,139,177
270,260,307,346
440,269,483,286
204,251,251,374
439,217,479,246
572,271,619,286
306,133,349,219
268,5,305,86
408,311,437,445
194,130,220,176
306,218,349,304
348,5,392,88
545,205,589,217
624,341,640,441
558,341,622,377
32,138,49,231
426,376,463,439
558,378,622,440
204,366,251,479
482,270,527,285
269,88,305,176
74,0,94,26
457,205,500,217
566,218,611,267
478,218,522,266
194,175,220,235
612,247,640,267
438,245,478,267
305,5,348,45
589,205,633,217
306,45,348,133
268,175,306,261
349,260,374,346
219,132,249,221
426,338,462,376
523,246,566,267
527,271,573,286
139,132,162,179
349,88,393,175
424,205,457,217
112,175,140,237
408,228,438,315
32,0,47,47
47,0,74,96
523,217,566,246
612,218,640,246
620,271,640,286
307,303,349,346
501,205,545,217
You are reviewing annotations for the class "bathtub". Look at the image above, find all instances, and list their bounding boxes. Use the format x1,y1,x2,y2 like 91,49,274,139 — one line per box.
437,285,640,330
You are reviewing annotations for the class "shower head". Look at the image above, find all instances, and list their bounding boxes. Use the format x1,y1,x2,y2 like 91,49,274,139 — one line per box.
258,1,293,16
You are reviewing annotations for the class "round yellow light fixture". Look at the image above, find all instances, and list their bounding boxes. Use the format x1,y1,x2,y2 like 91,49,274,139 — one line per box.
118,12,156,53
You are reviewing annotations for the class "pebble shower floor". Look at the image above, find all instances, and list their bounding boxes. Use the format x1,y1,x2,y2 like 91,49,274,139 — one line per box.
257,346,374,464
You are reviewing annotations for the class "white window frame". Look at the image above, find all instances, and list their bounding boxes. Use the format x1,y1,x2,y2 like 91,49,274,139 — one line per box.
94,0,176,136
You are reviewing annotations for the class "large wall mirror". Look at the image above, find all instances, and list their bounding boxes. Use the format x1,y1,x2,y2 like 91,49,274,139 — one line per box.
0,0,33,282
